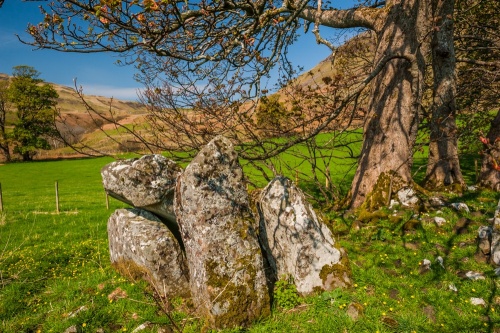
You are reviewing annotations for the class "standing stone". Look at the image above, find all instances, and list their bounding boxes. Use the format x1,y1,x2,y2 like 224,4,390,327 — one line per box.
174,136,270,329
101,155,182,231
257,177,351,295
108,208,190,299
491,198,500,265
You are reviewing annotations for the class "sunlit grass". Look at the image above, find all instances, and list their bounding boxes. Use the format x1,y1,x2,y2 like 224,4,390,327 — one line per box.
0,156,499,332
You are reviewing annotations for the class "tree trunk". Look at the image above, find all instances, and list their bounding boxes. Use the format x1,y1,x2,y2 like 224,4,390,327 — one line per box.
349,0,431,209
478,110,500,190
424,0,465,189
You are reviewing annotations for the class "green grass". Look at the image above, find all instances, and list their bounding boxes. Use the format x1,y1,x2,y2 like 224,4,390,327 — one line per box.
1,156,499,332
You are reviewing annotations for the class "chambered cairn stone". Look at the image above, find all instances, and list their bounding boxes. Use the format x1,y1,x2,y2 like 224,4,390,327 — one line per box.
108,208,190,299
174,136,270,329
257,176,351,295
101,155,182,232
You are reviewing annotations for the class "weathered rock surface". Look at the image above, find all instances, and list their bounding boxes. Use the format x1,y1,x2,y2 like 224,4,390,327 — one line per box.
397,187,420,207
108,208,190,299
174,136,270,329
101,155,182,230
257,176,351,295
491,198,500,265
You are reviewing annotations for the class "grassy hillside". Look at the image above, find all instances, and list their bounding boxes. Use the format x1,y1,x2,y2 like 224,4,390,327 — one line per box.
0,157,499,332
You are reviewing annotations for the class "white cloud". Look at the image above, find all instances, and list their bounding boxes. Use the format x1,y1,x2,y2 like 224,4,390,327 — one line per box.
78,85,144,101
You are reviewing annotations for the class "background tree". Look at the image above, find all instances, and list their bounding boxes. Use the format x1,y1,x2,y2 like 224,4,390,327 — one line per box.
24,0,470,209
0,79,11,161
8,65,59,161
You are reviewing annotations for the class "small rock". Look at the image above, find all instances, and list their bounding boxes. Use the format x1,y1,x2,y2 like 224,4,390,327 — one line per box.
389,199,400,209
419,259,432,274
470,297,486,306
397,187,420,207
132,322,153,333
449,283,458,292
429,196,447,207
454,217,471,235
436,256,444,268
467,185,478,191
465,271,485,280
434,216,447,227
351,220,363,231
63,326,77,333
346,302,363,321
450,202,470,213
495,267,500,276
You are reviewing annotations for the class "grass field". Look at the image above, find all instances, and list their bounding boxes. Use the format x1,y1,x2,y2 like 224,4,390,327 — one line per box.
1,156,500,332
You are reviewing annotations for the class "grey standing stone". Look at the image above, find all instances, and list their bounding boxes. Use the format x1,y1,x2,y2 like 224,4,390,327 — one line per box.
491,198,500,265
174,136,270,329
257,177,351,295
108,208,190,299
101,155,182,232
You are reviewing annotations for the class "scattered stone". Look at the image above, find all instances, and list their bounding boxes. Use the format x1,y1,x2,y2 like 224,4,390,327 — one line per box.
450,202,470,213
419,259,432,274
470,298,486,307
449,283,458,292
434,216,447,227
429,196,447,207
258,176,351,294
346,302,363,321
495,268,500,276
422,305,436,322
465,271,485,280
174,136,270,329
63,326,77,333
467,185,478,191
397,187,420,207
436,256,444,268
491,198,500,265
67,305,88,318
101,154,182,230
108,209,190,299
477,226,492,263
389,199,399,209
132,322,153,333
454,217,471,235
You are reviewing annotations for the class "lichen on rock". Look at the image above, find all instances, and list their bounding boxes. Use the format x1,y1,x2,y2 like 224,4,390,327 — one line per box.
107,208,191,299
257,176,351,295
174,135,270,329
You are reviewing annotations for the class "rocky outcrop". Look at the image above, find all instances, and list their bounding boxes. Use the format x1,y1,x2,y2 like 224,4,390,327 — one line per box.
108,208,190,299
174,136,270,329
101,155,182,232
257,176,351,295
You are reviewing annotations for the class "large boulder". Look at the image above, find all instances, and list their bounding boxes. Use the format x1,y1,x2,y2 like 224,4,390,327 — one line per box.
101,154,182,232
108,208,190,299
174,136,270,329
257,176,351,295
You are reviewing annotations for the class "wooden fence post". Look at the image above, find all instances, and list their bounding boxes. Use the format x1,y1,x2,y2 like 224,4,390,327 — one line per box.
0,183,3,212
55,181,60,214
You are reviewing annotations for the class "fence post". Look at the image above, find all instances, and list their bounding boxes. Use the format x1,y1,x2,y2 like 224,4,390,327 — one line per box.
0,183,3,212
55,181,60,214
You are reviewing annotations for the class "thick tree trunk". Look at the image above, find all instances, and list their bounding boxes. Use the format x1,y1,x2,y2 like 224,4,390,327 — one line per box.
478,110,500,190
424,0,465,189
349,0,431,209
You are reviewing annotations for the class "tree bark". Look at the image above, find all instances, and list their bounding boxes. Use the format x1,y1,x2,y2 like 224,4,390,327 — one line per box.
348,0,432,209
478,110,500,190
424,0,465,189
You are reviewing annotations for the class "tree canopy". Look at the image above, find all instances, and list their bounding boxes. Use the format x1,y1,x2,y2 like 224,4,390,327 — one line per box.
22,0,500,208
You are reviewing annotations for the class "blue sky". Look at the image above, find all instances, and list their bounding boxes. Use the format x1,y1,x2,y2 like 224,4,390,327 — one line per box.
0,1,353,101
